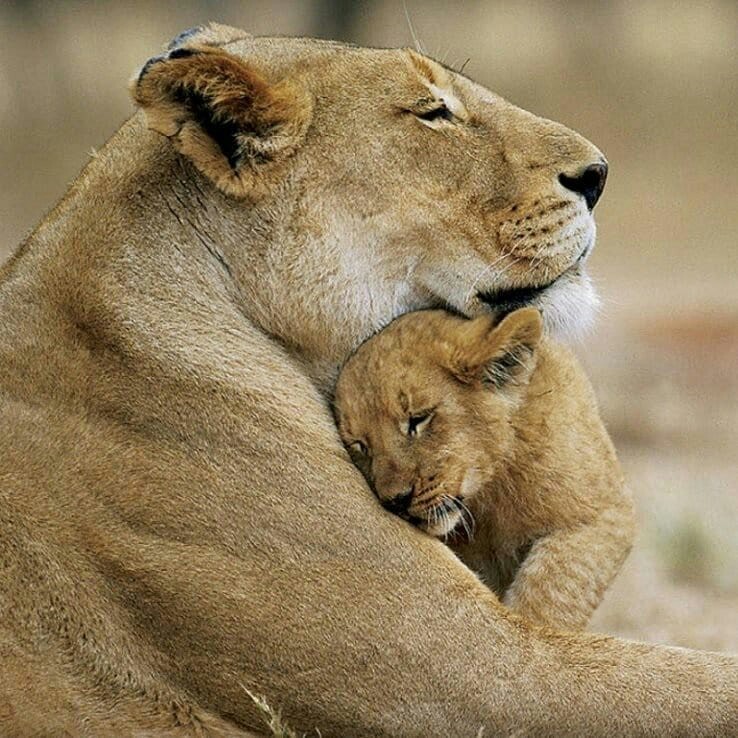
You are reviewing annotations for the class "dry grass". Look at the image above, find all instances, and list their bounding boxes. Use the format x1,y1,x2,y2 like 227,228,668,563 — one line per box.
244,689,303,738
1,1,736,652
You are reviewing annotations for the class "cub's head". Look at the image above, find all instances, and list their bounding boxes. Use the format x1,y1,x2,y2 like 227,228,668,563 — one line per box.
334,308,542,537
130,24,605,375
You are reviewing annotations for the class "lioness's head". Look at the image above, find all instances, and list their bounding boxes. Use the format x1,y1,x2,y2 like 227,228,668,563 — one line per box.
334,308,542,537
131,24,604,382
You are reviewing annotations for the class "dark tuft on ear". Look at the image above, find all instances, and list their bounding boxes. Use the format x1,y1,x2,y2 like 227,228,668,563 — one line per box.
167,47,196,60
131,42,312,197
482,338,535,388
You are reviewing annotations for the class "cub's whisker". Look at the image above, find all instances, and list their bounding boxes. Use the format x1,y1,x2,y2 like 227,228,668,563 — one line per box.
452,495,476,541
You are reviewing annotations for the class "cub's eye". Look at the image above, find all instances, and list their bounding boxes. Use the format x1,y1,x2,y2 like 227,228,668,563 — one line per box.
349,440,368,456
406,411,434,437
415,104,454,123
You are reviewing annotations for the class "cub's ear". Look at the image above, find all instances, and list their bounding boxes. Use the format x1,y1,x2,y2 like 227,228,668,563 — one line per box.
130,44,312,197
448,308,543,391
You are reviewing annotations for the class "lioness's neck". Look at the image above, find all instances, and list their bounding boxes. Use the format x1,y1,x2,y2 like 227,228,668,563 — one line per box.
11,116,424,395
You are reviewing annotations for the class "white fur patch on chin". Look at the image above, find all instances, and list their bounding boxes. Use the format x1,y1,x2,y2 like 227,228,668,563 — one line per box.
535,270,601,341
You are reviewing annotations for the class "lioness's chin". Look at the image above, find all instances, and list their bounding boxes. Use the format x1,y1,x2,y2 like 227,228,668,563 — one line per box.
478,269,600,341
534,269,600,340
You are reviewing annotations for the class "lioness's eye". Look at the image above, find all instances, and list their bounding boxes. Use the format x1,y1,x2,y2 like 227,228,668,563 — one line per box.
349,440,368,456
407,411,434,437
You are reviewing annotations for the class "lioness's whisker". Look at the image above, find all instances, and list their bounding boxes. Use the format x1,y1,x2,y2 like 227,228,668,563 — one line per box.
466,254,525,307
466,252,518,301
464,252,512,304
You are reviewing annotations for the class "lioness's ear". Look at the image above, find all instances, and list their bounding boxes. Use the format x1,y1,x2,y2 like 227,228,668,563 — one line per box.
130,44,312,197
449,308,543,390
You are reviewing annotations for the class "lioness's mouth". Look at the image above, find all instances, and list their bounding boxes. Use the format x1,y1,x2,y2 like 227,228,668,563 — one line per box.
477,276,559,315
477,254,587,316
476,230,595,316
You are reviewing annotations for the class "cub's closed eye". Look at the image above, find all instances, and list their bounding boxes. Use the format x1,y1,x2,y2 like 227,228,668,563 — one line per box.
349,441,368,456
407,411,434,437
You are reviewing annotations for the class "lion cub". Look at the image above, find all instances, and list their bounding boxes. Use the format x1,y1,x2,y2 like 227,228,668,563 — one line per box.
334,308,635,631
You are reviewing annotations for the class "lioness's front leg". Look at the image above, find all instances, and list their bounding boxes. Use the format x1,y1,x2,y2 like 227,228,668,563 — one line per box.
108,493,737,738
69,338,733,738
503,504,636,631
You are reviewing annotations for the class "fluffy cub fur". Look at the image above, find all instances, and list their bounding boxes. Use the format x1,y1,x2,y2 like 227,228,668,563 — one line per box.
334,308,635,630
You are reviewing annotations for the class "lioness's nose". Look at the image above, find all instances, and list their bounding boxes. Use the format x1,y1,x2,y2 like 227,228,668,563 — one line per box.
559,162,608,210
381,489,413,516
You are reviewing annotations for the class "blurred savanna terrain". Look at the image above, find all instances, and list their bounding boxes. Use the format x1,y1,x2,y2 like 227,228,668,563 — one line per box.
1,1,736,651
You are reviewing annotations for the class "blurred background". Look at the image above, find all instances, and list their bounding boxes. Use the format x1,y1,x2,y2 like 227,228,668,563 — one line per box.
1,1,736,650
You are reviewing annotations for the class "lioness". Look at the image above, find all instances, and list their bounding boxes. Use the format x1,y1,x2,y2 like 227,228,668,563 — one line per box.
334,307,635,631
0,22,736,737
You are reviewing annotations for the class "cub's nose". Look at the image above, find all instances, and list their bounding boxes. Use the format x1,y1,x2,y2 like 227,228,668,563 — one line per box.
559,162,608,210
380,489,413,516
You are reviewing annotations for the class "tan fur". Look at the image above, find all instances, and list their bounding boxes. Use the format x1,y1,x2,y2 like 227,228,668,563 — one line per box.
0,22,736,737
334,308,636,631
